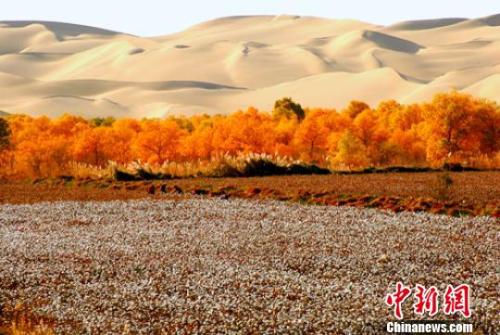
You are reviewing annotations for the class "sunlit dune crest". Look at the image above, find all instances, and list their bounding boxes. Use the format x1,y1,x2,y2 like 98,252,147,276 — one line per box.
0,14,499,118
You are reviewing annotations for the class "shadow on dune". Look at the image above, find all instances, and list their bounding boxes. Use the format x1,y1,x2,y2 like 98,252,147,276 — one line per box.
0,20,123,39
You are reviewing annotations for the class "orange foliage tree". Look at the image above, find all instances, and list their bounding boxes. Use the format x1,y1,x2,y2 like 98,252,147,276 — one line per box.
134,120,186,164
1,92,498,178
423,92,500,166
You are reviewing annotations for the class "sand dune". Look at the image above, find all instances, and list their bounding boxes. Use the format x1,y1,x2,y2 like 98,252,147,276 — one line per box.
0,14,499,118
10,96,129,118
387,18,467,31
475,13,500,26
0,21,121,39
465,74,500,100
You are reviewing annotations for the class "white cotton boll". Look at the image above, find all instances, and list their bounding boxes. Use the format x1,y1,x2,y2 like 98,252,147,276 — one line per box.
0,198,496,333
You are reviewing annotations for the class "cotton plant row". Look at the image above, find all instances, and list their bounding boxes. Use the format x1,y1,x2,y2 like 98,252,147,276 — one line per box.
0,199,497,334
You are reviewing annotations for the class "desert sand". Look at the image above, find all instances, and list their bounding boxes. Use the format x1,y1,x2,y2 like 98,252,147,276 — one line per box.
0,14,499,118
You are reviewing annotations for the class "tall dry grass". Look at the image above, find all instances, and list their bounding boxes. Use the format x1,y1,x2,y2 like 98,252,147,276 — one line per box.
67,153,330,181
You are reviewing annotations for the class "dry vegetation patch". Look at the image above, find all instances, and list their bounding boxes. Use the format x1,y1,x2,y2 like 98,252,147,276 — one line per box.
1,172,498,217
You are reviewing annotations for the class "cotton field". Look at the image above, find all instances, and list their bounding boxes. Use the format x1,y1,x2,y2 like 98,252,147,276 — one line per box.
0,199,498,334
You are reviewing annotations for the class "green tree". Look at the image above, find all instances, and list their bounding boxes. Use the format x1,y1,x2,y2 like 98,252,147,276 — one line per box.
333,131,369,170
0,117,10,150
273,97,305,121
343,100,370,119
91,117,116,127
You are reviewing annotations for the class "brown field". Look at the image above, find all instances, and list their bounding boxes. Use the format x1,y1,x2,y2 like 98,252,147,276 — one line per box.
0,172,499,217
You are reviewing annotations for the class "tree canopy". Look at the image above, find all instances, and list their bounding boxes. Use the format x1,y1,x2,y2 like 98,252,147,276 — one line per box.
273,97,305,121
1,92,499,178
0,117,10,150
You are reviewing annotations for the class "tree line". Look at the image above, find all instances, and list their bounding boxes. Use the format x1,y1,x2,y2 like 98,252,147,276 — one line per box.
0,92,498,178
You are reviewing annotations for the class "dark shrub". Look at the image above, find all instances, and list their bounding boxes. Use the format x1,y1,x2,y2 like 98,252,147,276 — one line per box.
443,163,479,172
241,159,287,177
113,168,138,181
136,167,172,180
287,164,330,175
147,185,156,195
209,162,241,178
355,166,433,174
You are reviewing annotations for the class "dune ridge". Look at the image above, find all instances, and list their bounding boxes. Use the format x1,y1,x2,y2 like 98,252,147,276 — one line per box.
0,14,499,118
